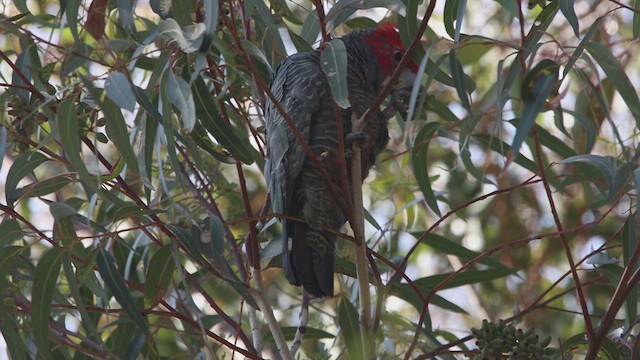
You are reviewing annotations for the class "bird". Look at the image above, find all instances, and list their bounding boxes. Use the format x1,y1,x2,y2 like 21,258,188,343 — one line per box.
264,23,418,297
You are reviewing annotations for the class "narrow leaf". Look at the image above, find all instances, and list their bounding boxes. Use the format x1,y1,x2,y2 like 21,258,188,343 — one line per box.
559,0,580,38
338,298,363,360
321,39,350,109
5,151,48,205
33,247,64,355
559,154,618,195
585,42,640,127
325,0,406,31
158,19,205,53
0,312,26,360
419,233,512,271
13,175,73,202
166,72,196,132
0,219,21,246
104,98,140,173
96,248,149,335
105,72,136,112
192,77,259,164
58,96,98,188
512,59,559,157
411,122,441,216
144,245,175,308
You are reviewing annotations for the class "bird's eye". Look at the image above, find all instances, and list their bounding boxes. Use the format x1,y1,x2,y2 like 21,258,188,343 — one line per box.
394,50,403,61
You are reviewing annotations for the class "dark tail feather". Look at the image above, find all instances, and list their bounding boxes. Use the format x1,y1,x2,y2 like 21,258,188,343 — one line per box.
282,220,334,297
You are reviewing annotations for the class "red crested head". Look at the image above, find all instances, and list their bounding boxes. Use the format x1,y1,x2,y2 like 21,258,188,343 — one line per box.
362,23,419,76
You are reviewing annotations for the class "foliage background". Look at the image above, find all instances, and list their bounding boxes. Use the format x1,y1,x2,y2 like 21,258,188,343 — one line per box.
0,0,639,359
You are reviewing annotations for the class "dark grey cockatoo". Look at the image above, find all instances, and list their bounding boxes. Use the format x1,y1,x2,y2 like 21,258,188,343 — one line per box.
264,23,418,297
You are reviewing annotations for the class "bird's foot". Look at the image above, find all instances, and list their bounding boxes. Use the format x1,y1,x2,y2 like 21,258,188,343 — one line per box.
344,132,366,158
383,87,413,120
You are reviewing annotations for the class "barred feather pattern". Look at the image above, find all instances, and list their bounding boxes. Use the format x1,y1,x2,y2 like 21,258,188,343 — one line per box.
265,27,412,297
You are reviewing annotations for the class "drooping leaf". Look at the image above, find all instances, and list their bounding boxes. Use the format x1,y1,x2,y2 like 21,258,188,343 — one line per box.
585,42,640,128
33,247,64,356
263,326,334,343
192,77,259,164
321,39,350,109
166,71,196,133
105,72,136,112
144,245,175,308
559,0,580,38
103,97,140,173
325,0,406,32
560,154,626,201
338,298,363,360
157,18,205,53
58,96,98,189
512,59,559,158
411,122,441,216
5,151,48,206
96,248,149,335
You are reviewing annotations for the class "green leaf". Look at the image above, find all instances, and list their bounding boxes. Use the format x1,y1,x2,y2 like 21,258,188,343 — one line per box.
157,18,205,53
321,39,350,109
0,246,24,296
144,245,175,308
166,71,196,133
634,0,640,38
240,39,272,72
443,0,460,40
585,42,640,128
512,59,559,158
105,72,136,112
33,247,64,356
562,333,620,360
0,219,22,246
622,216,638,328
5,151,48,205
65,0,82,41
116,0,136,35
0,125,6,172
449,50,471,113
559,154,619,199
325,0,406,32
58,96,98,189
473,134,538,175
338,298,363,360
413,269,516,290
192,77,259,164
13,175,73,202
0,312,26,360
103,100,140,174
411,122,441,216
263,326,334,343
389,283,467,313
96,248,149,335
558,0,579,38
419,233,512,271
150,0,172,19
300,12,320,45
61,253,102,346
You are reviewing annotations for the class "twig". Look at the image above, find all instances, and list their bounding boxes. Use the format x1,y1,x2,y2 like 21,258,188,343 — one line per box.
586,217,640,358
531,127,594,338
250,271,293,360
291,291,310,356
350,137,375,359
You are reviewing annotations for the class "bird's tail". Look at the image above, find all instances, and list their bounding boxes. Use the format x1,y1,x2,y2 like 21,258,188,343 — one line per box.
282,220,334,297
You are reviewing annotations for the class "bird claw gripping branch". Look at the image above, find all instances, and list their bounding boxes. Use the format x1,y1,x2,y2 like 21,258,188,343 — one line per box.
264,23,419,297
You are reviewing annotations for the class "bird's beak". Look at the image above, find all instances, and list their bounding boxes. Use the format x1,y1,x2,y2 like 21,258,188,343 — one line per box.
396,68,417,89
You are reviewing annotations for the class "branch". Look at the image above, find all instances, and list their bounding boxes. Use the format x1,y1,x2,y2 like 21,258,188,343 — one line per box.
350,133,375,359
531,127,594,338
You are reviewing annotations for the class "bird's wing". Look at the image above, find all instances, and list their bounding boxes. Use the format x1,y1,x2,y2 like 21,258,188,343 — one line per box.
265,51,323,215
